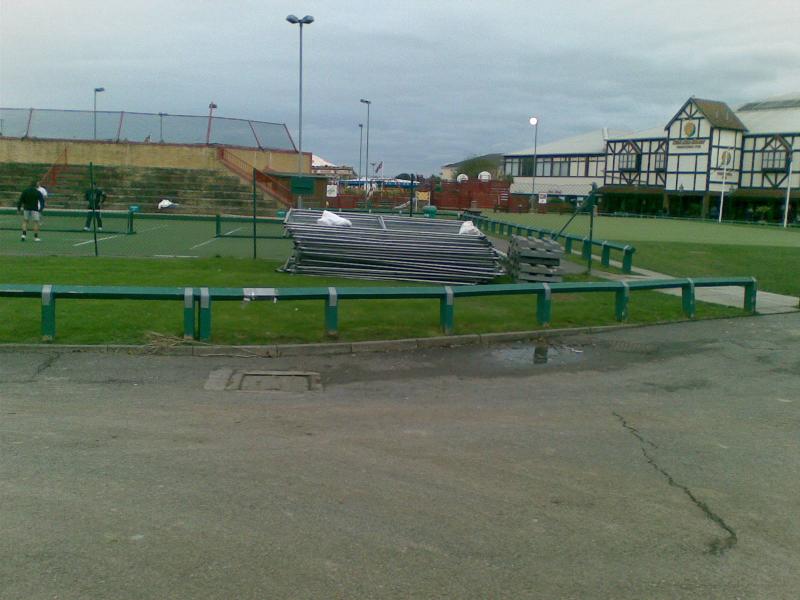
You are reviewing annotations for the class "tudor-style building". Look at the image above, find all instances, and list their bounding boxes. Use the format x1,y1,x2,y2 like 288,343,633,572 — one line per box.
504,94,800,221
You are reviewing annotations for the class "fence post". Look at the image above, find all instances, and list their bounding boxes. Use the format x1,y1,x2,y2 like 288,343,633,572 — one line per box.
536,284,552,326
198,287,212,340
744,277,758,314
564,237,573,254
682,279,696,319
582,238,592,260
325,287,339,337
622,245,634,273
601,242,611,267
183,287,195,340
615,281,630,322
41,284,55,342
439,286,454,334
527,228,534,237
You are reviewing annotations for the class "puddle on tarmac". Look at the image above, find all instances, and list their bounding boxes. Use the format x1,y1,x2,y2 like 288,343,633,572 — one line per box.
489,342,586,366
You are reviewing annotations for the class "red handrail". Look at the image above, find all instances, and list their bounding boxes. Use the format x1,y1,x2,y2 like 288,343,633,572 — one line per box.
40,146,68,188
216,147,295,208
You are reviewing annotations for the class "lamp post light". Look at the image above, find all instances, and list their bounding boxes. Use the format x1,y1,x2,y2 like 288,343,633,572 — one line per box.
159,112,167,143
287,14,314,208
360,98,371,206
93,87,105,140
358,123,363,183
529,116,539,209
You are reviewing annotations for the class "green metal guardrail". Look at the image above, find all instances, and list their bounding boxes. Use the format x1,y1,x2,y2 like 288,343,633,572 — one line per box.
462,213,636,273
0,277,757,343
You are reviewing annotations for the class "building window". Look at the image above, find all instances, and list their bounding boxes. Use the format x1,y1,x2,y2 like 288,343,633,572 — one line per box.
619,153,641,172
654,153,666,171
535,158,552,177
762,149,787,172
552,158,569,177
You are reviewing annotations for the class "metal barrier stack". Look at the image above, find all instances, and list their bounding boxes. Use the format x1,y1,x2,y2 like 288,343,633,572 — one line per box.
281,209,504,284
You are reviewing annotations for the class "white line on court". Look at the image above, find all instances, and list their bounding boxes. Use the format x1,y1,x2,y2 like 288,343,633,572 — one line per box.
154,255,199,258
73,235,121,247
189,226,243,250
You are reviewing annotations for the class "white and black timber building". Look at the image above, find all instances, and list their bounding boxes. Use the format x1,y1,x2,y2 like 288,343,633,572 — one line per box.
504,94,800,220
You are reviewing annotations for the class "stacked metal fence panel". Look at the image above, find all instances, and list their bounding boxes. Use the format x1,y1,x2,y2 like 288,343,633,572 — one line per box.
507,235,564,283
282,209,504,284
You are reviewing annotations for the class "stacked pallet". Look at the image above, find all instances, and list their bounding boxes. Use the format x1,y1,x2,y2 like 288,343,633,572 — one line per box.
507,235,564,283
281,209,504,285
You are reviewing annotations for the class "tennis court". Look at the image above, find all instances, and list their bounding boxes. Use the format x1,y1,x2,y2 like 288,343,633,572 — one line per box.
0,209,292,260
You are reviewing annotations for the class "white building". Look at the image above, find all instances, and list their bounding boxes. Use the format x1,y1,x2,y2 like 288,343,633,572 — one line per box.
504,94,800,220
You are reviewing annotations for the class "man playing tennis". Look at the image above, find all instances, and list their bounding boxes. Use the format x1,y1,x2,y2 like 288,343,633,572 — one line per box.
17,181,44,242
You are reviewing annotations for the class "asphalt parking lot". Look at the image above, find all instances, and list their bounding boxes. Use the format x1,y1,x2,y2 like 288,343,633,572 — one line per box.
1,313,799,599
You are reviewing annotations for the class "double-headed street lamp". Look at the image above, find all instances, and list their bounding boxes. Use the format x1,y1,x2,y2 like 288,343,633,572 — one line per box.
360,99,371,204
93,87,105,140
529,116,539,208
287,13,314,207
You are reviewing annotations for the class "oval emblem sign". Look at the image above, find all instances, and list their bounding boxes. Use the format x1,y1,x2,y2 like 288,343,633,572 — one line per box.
683,121,696,137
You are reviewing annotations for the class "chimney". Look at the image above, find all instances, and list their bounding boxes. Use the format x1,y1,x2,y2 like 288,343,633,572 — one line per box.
602,127,609,140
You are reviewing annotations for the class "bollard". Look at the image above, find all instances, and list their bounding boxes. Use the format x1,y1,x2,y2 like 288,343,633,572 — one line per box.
744,277,758,314
41,284,55,342
325,287,339,337
615,281,630,322
536,284,552,326
439,286,454,334
682,279,696,319
198,287,212,340
183,288,195,339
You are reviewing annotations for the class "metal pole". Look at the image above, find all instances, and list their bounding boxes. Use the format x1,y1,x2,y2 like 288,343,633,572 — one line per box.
409,174,415,217
297,22,304,209
361,100,371,208
783,147,794,228
90,162,99,257
93,92,97,140
252,168,258,259
531,121,539,208
587,201,594,275
719,155,728,223
358,123,363,182
159,112,164,142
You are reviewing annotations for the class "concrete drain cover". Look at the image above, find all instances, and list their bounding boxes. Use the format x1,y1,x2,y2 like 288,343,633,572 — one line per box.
205,368,321,392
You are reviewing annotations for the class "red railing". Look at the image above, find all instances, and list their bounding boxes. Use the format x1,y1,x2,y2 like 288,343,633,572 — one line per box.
40,146,68,189
216,147,295,208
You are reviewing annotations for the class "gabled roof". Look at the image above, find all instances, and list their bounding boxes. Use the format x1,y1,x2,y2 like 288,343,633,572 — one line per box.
506,129,631,157
442,153,503,168
667,98,747,131
736,93,800,134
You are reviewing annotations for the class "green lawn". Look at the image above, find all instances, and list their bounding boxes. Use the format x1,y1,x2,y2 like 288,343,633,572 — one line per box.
487,212,800,296
0,256,741,345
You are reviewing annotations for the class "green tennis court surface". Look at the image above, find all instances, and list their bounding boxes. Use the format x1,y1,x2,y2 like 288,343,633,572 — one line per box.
0,211,291,259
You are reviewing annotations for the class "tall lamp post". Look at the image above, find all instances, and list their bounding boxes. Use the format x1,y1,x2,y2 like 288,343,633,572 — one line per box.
360,99,371,206
205,102,217,145
287,14,314,208
159,112,167,143
358,123,363,183
528,116,539,210
783,144,794,228
718,148,733,223
93,87,105,140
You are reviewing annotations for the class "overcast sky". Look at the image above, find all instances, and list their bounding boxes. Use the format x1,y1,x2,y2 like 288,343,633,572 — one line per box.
2,0,799,175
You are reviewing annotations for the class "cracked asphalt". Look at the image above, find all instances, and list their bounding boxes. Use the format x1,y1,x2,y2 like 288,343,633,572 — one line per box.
1,313,799,599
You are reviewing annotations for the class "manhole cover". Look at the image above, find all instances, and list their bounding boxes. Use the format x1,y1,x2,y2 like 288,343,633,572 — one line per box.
205,368,321,392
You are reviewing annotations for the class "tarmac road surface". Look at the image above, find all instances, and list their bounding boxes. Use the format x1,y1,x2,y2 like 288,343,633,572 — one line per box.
1,313,799,599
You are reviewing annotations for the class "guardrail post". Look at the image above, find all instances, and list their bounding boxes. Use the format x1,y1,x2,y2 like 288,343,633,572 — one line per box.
527,228,534,237
439,286,454,335
622,245,634,273
325,287,339,337
490,221,497,234
564,237,573,254
41,284,55,342
198,287,211,340
215,214,221,237
601,242,611,267
538,230,547,239
744,277,758,314
615,281,630,322
183,287,195,339
582,238,592,260
536,284,551,326
682,279,696,319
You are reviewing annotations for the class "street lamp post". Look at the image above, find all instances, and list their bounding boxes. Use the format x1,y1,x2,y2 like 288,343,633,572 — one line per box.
529,116,539,210
358,123,363,183
93,87,105,140
205,102,217,145
360,99,371,207
287,14,314,208
718,148,733,223
783,144,794,228
159,112,166,143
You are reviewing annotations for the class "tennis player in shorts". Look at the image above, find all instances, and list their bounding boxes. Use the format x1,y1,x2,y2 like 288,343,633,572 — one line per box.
17,181,44,242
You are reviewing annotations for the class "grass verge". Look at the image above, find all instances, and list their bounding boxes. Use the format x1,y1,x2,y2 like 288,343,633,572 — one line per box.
0,256,745,345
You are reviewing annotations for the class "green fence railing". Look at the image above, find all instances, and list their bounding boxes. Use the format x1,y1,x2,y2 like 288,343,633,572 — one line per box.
462,213,636,273
0,277,757,343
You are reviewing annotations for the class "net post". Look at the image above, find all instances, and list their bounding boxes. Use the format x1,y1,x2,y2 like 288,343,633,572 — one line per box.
215,214,221,237
90,162,99,256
